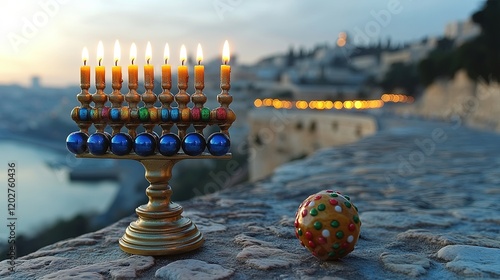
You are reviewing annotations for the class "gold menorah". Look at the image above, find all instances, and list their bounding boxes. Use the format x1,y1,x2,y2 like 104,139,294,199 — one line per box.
66,41,235,255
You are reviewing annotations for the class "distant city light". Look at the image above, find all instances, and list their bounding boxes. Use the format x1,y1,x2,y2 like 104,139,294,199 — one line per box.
337,32,347,47
381,93,414,103
253,96,397,111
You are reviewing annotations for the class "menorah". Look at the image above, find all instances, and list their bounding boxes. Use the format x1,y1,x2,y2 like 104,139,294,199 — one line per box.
66,41,235,255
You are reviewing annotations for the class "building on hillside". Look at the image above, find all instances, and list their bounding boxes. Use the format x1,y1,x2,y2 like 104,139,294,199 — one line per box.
445,19,480,46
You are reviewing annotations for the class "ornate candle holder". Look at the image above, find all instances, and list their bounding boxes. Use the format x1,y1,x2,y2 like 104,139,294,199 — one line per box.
66,70,235,256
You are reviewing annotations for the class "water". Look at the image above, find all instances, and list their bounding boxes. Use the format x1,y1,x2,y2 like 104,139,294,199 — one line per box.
0,141,118,240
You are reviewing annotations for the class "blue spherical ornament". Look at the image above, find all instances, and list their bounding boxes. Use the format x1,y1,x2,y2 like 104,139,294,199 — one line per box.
66,131,88,154
159,133,181,156
182,133,206,156
207,133,231,156
110,133,133,156
134,133,157,156
87,132,110,155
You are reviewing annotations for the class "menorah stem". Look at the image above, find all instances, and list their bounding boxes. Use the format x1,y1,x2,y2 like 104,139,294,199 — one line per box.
119,158,204,255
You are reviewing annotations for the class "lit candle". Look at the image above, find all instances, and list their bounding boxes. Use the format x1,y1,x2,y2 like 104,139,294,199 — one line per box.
161,43,171,88
221,40,231,89
194,43,204,89
81,47,90,86
128,43,138,87
178,45,188,88
96,41,105,86
112,40,122,88
144,41,154,88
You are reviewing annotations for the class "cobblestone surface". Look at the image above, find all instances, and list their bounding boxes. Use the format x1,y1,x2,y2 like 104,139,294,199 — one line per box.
1,115,499,279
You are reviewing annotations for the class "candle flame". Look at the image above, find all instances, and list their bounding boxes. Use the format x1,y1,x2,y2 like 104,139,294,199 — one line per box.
164,43,170,64
146,41,152,65
82,47,89,66
196,43,203,65
222,40,230,64
180,45,187,66
130,43,137,65
97,41,104,66
114,40,120,66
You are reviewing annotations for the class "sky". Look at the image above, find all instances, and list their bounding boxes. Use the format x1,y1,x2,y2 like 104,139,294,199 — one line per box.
0,0,485,87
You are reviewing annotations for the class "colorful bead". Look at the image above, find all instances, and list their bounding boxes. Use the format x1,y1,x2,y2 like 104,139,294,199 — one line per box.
161,108,170,122
149,108,159,123
139,107,150,122
305,231,313,240
120,107,130,122
201,107,210,121
170,108,180,122
313,221,322,230
181,132,206,156
90,108,100,121
66,131,88,154
101,106,110,121
191,107,201,121
301,209,308,217
110,108,121,122
310,208,318,216
78,107,90,121
295,190,361,260
207,133,230,156
348,223,356,232
216,107,227,120
181,108,190,122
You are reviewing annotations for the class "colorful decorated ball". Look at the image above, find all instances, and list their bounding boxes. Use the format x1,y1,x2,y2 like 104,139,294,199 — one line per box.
207,132,230,156
182,132,206,156
134,132,157,156
110,133,133,156
159,133,181,156
294,190,361,260
87,132,110,155
66,131,88,154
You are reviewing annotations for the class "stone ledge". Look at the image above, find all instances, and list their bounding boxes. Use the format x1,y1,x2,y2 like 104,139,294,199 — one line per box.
1,116,500,279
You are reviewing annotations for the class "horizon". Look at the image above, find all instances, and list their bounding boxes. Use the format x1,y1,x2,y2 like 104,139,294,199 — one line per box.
0,0,484,87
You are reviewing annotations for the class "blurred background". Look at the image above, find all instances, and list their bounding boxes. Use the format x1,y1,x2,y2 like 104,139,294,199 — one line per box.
1,0,497,258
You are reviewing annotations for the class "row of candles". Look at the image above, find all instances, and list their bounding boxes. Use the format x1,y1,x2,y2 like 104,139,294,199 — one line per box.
80,40,231,91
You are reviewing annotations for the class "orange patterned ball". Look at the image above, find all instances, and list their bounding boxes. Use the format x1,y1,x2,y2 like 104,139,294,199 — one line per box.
294,190,361,260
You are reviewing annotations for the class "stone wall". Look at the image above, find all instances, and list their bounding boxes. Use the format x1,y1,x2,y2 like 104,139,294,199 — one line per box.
247,109,377,181
399,70,500,132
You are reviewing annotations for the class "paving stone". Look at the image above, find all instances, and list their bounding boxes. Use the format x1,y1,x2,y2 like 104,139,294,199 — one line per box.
380,252,431,277
436,245,500,277
236,245,297,270
155,259,234,280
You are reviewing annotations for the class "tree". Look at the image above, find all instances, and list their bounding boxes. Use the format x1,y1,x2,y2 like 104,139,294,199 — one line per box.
459,0,500,83
381,62,420,95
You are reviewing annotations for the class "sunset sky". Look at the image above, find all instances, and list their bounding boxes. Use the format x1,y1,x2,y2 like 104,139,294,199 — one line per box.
0,0,483,87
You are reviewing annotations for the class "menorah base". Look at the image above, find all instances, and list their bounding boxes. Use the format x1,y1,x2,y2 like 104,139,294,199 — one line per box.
77,152,231,256
119,202,204,255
